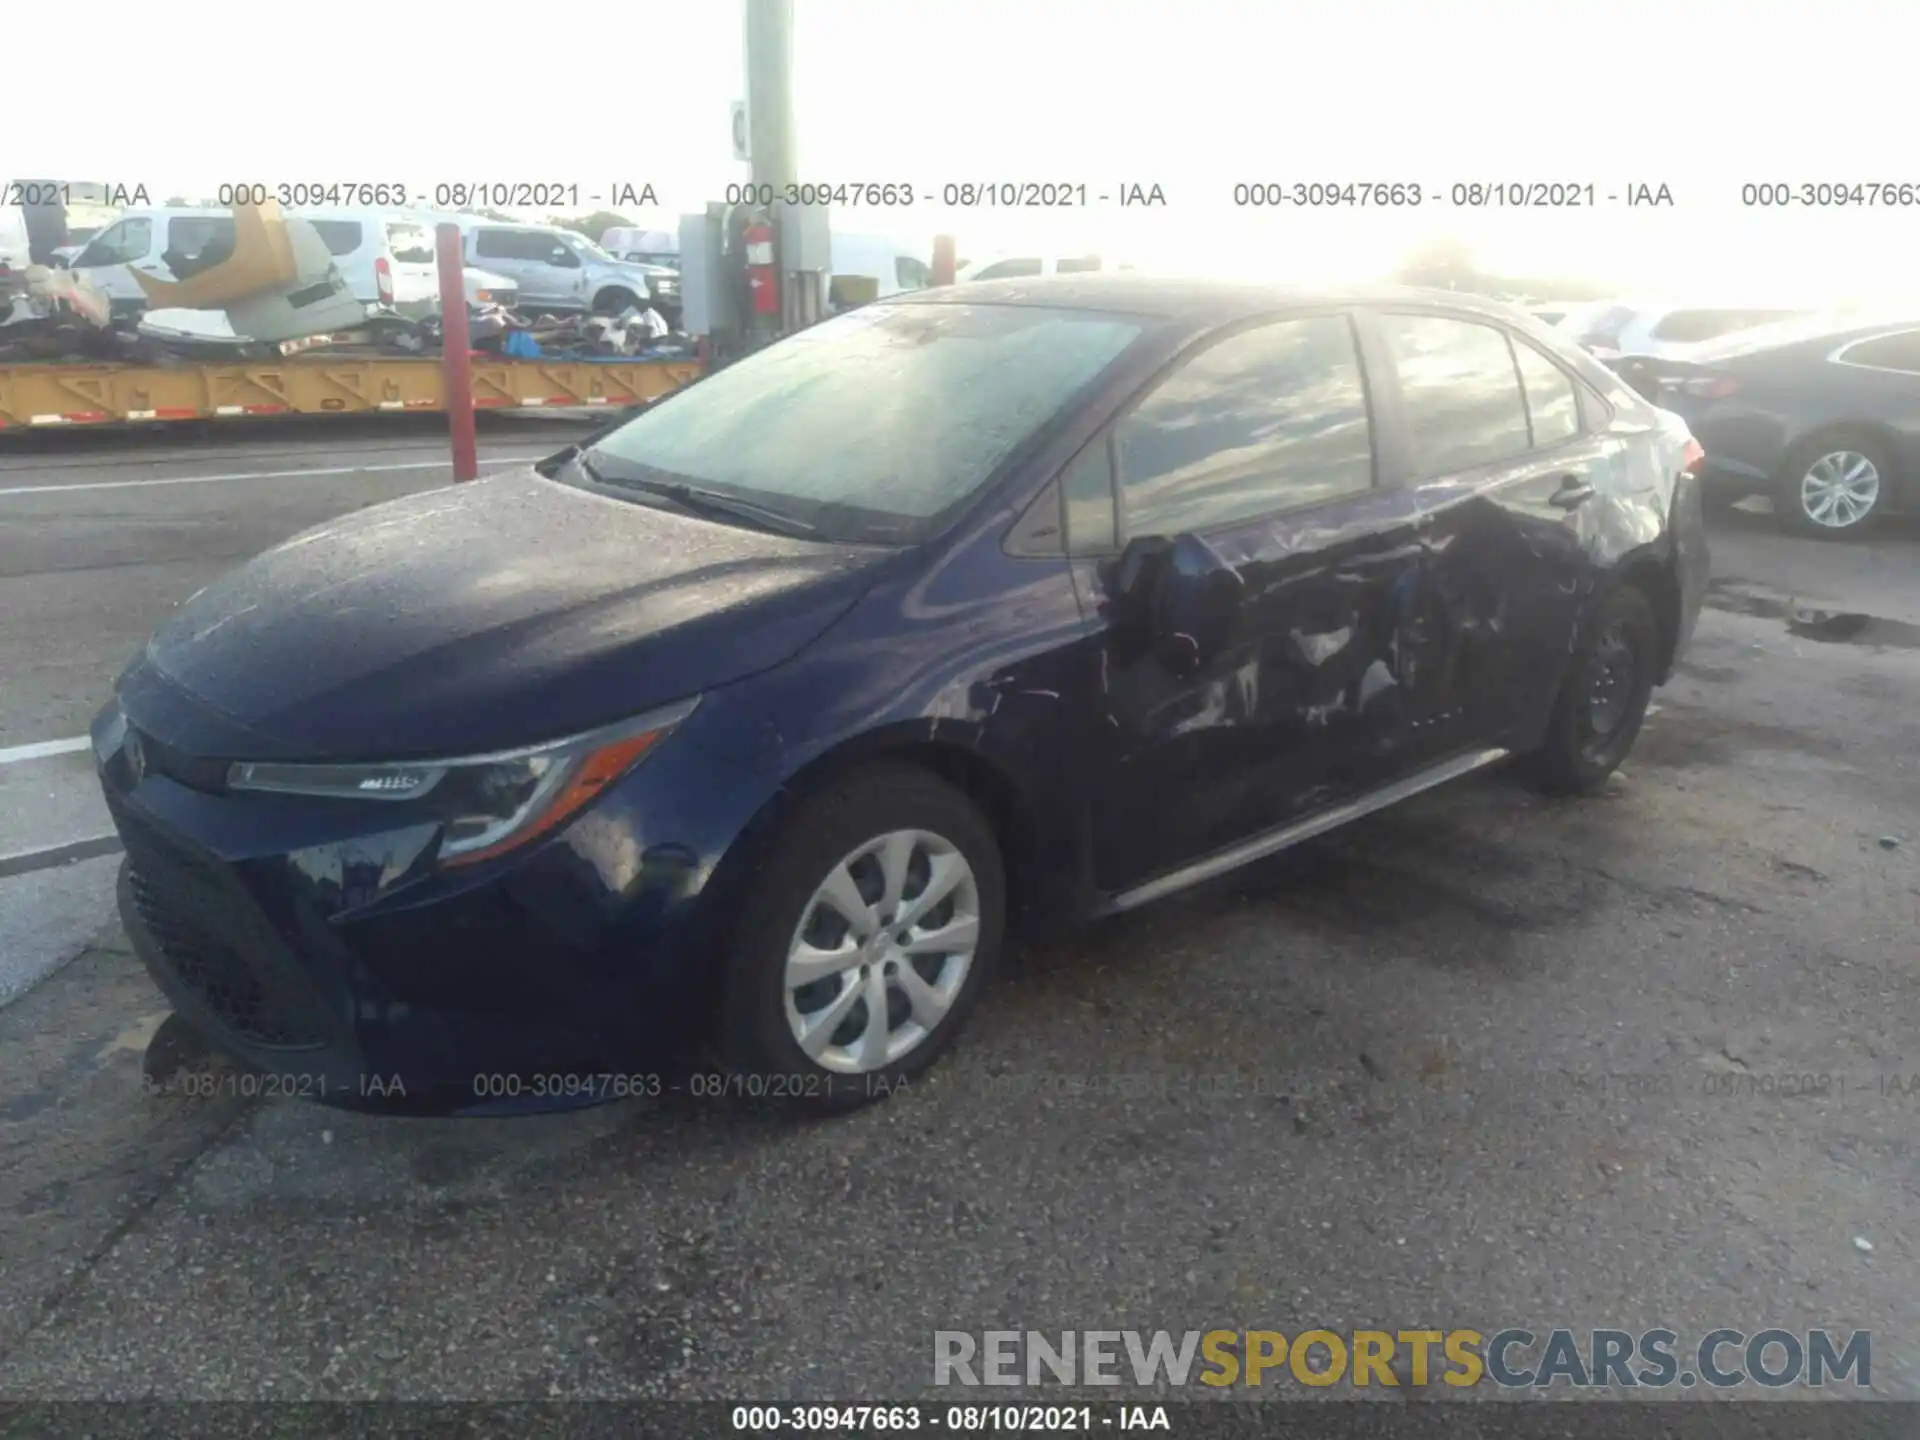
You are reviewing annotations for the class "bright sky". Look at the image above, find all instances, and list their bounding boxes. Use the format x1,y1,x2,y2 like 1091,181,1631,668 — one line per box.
21,0,1920,302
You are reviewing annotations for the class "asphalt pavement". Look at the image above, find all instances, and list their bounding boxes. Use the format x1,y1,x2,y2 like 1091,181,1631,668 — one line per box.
0,432,1915,1402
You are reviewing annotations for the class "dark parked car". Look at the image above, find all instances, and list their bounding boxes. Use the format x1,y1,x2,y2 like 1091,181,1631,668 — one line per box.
1571,303,1806,362
93,277,1709,1116
1616,313,1920,536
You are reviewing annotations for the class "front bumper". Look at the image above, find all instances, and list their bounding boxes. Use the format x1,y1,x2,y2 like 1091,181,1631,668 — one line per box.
98,711,777,1115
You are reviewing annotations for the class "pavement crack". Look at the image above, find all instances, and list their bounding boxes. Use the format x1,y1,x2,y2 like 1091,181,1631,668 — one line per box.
0,1095,260,1370
1590,865,1768,916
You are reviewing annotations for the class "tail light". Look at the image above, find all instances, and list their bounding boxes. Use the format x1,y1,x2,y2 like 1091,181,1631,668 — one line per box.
374,256,393,307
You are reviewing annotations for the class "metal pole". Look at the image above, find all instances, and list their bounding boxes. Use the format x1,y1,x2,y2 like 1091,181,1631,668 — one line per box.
436,223,478,483
745,0,794,341
745,0,796,196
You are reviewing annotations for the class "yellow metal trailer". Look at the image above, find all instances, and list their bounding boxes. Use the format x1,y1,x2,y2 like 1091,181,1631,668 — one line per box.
0,355,701,429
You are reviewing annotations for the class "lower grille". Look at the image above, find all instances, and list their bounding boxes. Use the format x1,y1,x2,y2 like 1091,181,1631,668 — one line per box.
109,796,334,1051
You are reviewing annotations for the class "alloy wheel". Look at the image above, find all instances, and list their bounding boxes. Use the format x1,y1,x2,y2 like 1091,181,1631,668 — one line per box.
1578,619,1640,761
783,829,981,1075
1799,451,1880,530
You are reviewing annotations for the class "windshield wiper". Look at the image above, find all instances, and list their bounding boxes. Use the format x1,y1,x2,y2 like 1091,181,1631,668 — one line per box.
573,448,609,487
581,460,818,539
663,483,821,538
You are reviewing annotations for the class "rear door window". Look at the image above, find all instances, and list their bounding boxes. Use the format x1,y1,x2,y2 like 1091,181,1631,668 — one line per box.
1379,313,1533,476
1511,341,1582,447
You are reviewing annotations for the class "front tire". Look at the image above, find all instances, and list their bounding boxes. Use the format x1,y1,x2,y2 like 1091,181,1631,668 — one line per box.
1525,585,1659,796
717,764,1005,1113
1775,435,1892,538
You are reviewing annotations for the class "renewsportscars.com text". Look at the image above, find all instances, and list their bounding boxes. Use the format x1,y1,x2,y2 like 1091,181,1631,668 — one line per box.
933,1328,1871,1390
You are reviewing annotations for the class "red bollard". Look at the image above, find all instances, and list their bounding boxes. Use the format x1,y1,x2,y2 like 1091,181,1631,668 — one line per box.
436,222,478,482
932,234,956,288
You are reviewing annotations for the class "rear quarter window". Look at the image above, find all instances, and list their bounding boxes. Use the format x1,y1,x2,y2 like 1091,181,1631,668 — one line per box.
384,223,434,263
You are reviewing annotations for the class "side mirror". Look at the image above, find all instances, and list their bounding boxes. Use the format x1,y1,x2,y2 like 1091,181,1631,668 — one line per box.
1103,531,1245,675
1109,533,1175,630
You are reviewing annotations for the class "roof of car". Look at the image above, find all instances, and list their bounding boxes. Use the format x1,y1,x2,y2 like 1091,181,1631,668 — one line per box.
890,273,1526,324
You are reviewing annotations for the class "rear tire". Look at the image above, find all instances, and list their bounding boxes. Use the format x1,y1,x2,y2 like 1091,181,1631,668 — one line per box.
1524,585,1659,796
717,763,1005,1114
1774,433,1893,539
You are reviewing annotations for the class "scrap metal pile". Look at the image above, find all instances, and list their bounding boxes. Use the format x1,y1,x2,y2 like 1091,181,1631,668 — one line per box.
1,200,695,366
352,304,695,363
0,279,695,366
0,262,123,362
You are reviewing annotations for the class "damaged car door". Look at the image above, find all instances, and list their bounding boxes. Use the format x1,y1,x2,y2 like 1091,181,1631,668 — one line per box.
1364,309,1600,756
1081,309,1444,893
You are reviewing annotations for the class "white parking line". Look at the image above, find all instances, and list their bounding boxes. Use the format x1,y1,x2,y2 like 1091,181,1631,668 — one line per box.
0,736,93,765
0,453,543,498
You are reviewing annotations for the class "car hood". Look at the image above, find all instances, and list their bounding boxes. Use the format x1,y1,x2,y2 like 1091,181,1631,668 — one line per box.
121,468,895,762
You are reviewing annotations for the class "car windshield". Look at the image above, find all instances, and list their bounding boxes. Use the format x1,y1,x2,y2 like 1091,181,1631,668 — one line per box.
583,303,1147,544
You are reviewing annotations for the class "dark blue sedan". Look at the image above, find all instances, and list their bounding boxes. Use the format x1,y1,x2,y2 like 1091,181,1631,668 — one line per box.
1611,312,1920,537
94,276,1710,1115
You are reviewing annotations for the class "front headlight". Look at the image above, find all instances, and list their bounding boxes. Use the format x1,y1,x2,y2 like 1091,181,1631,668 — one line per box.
226,696,699,868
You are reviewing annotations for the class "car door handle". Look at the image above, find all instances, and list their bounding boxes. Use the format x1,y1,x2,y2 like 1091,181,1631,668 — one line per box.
1548,475,1595,510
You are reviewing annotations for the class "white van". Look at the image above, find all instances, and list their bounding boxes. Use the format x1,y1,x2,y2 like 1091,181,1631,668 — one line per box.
303,211,519,314
0,205,28,271
1,183,114,270
828,233,933,307
66,206,514,317
954,253,1113,282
